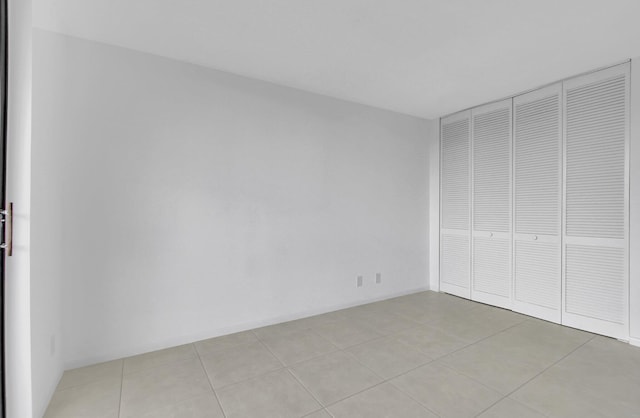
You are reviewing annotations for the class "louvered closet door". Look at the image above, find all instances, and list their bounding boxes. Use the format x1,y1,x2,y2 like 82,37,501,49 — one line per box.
562,64,629,339
513,84,562,323
472,100,512,309
440,111,471,299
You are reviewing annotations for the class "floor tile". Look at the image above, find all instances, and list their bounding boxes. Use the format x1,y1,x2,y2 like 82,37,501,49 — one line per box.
294,311,347,329
56,359,123,391
194,331,258,356
328,383,437,418
440,340,545,395
477,397,545,418
425,305,526,344
120,357,212,418
216,369,320,418
374,299,436,324
138,394,225,418
346,337,432,379
289,351,382,406
390,362,502,418
487,318,593,360
261,329,338,365
512,337,640,417
440,318,594,394
349,311,421,335
200,341,283,388
45,291,640,418
312,319,383,349
338,303,386,319
395,324,469,358
44,377,121,418
559,335,640,379
253,319,312,340
124,343,198,374
381,293,478,323
511,366,606,417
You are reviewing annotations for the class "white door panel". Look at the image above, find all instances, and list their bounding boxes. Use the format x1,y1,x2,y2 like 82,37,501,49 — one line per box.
512,83,562,323
440,111,471,298
471,99,512,309
562,63,629,339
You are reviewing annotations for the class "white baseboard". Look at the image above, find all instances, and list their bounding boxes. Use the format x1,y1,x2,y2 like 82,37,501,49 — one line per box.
630,337,640,348
64,285,432,370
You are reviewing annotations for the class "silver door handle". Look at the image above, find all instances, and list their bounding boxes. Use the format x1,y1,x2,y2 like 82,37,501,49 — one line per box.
1,202,13,256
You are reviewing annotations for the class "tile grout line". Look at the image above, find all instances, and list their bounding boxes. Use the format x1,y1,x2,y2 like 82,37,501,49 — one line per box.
316,348,442,417
284,368,327,413
394,314,530,364
194,296,523,416
354,313,532,416
195,335,294,391
254,335,287,367
195,343,228,418
437,315,531,358
254,322,405,413
430,318,593,415
332,321,425,350
471,334,597,417
191,306,561,416
304,326,344,352
254,333,330,414
117,359,124,418
385,382,442,418
259,333,392,413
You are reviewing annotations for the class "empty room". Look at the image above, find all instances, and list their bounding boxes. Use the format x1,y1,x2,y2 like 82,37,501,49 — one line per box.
3,0,640,417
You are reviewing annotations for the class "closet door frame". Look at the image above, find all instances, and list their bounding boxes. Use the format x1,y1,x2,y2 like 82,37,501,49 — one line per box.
440,110,472,299
471,99,513,309
512,83,563,323
561,63,630,340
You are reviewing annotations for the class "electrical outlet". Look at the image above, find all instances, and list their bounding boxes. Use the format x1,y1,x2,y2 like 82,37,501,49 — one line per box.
376,273,382,284
357,275,363,287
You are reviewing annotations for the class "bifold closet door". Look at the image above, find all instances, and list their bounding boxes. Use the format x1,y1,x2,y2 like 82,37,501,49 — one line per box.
562,64,629,339
512,84,562,323
471,100,512,308
440,111,471,298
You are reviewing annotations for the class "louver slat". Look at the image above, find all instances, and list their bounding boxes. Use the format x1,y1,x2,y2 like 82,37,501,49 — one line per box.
441,234,470,289
441,118,470,230
565,245,625,324
515,93,561,236
473,237,510,297
473,107,511,232
515,241,560,310
565,74,626,239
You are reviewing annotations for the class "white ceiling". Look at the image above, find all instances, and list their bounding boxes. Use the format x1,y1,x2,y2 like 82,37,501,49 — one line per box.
34,0,640,119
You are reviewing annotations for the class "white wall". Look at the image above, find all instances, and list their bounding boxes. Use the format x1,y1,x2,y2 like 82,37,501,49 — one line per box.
31,26,64,417
427,121,440,291
5,0,34,417
32,30,434,369
630,57,640,347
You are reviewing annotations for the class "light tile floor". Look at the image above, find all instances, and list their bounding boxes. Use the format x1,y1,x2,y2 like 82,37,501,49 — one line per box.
44,291,640,418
